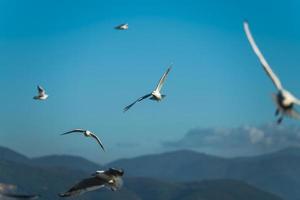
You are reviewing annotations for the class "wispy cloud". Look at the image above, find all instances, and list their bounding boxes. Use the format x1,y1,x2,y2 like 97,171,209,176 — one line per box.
162,124,300,157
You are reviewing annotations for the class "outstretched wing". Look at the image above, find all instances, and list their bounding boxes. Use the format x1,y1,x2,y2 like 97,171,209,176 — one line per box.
59,177,106,197
90,133,105,151
286,109,300,120
61,129,86,135
115,24,127,30
243,21,283,90
154,66,172,92
123,93,152,112
37,85,45,95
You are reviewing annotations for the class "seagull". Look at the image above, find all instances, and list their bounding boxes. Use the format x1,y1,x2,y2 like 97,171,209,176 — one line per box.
124,66,172,112
115,23,128,30
0,193,40,199
33,85,48,100
243,21,300,124
61,129,105,151
59,168,124,197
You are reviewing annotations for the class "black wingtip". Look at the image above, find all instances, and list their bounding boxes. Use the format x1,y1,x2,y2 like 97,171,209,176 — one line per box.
243,19,249,26
123,107,129,112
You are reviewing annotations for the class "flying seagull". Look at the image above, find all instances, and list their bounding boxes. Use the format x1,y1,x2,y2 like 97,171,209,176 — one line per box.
0,193,40,199
61,129,105,151
243,21,300,124
115,23,128,30
124,66,172,112
33,85,48,100
59,168,124,197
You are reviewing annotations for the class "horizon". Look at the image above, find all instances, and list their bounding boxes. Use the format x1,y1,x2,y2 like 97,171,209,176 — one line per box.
1,143,299,165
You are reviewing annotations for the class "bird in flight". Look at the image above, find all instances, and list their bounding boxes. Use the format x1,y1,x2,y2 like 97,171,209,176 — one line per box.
124,65,172,112
115,23,128,30
61,129,105,151
33,85,48,100
243,21,300,124
59,168,124,197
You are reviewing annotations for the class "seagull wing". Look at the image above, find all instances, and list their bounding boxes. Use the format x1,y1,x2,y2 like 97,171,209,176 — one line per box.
154,66,172,92
90,133,105,151
243,21,283,90
1,193,40,199
123,93,152,112
37,85,45,95
61,129,86,135
286,109,300,120
59,177,106,197
115,24,125,29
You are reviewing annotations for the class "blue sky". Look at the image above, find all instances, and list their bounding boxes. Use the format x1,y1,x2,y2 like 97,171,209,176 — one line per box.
0,0,300,163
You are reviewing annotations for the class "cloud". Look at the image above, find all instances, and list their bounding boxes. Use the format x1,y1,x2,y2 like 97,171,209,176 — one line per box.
246,127,265,144
162,124,300,157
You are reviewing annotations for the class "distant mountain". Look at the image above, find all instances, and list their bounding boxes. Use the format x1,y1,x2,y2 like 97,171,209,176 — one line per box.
107,150,229,181
32,155,101,172
0,146,29,163
0,146,283,200
124,178,283,200
107,147,300,200
95,178,282,200
0,146,101,173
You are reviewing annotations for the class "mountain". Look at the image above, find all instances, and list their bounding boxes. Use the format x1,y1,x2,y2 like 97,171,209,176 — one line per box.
107,150,229,181
107,147,300,200
124,178,282,200
0,146,283,200
0,146,29,163
0,146,101,173
32,155,101,172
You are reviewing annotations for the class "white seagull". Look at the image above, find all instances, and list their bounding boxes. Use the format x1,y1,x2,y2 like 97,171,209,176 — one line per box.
124,66,172,112
115,23,128,30
61,129,105,151
244,21,300,124
33,85,48,100
59,168,124,197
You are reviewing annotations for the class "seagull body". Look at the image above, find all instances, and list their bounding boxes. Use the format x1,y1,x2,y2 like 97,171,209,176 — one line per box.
33,85,48,100
124,66,172,112
115,23,128,30
243,21,300,124
59,168,124,197
0,193,40,199
61,129,105,151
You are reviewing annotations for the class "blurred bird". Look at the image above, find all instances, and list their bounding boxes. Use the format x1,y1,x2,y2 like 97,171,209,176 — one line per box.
115,23,128,30
124,65,172,112
244,21,300,124
61,129,105,151
33,85,48,100
59,168,124,197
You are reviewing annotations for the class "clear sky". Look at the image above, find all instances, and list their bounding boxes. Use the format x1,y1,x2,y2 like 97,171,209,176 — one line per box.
0,0,300,163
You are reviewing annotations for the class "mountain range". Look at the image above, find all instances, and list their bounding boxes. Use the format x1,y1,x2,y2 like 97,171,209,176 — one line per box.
1,146,297,199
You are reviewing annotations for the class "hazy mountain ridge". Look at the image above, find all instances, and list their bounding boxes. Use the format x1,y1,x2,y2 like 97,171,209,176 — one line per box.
0,147,101,173
32,155,101,172
0,146,295,199
107,147,300,200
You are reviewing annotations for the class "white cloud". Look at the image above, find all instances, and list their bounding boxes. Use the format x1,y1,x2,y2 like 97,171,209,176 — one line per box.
246,127,265,144
163,124,300,157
